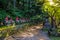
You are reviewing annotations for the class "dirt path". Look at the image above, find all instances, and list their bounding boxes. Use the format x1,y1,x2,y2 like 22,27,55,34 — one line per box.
4,25,51,40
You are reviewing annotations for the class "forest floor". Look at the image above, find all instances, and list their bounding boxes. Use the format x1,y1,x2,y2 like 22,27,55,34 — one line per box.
4,24,51,40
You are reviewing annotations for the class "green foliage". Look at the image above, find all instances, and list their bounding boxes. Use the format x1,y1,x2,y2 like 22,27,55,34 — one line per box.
42,0,60,27
0,0,44,21
42,0,60,17
0,9,8,19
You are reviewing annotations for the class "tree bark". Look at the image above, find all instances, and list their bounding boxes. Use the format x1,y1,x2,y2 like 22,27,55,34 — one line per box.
51,16,56,28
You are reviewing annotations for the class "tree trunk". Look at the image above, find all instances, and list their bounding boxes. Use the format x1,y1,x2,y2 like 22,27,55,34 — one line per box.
51,16,56,28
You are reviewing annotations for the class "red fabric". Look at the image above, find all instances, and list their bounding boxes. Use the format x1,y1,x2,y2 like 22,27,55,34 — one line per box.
16,17,19,20
5,17,8,21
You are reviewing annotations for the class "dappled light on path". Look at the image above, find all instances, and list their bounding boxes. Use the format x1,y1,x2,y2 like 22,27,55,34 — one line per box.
40,39,44,40
4,24,50,40
20,32,34,38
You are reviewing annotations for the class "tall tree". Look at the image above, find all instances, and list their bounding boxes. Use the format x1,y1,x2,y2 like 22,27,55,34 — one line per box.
42,0,60,28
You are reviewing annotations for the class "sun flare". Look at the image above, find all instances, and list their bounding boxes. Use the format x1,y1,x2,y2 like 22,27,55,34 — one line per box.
48,0,54,5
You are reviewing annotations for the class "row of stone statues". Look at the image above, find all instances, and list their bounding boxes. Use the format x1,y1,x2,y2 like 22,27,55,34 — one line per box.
0,16,30,26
